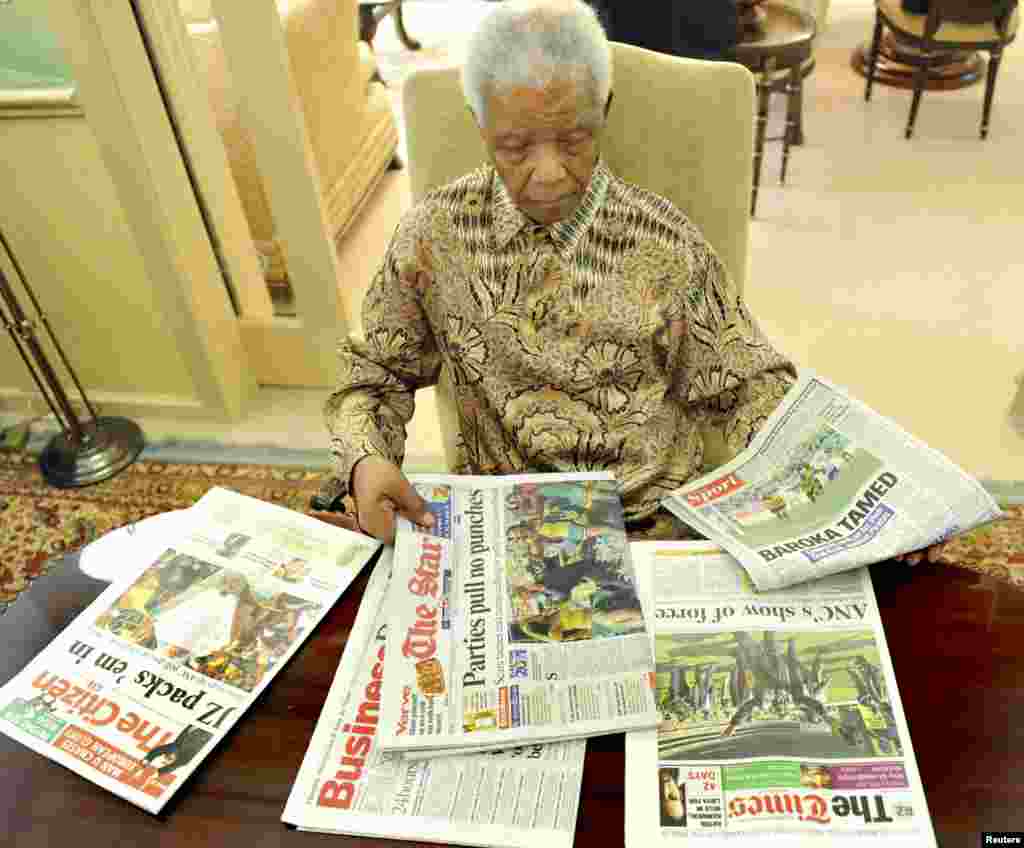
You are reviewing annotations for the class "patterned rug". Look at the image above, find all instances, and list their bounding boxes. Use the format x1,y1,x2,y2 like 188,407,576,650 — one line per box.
0,451,331,611
3,448,1024,612
930,501,1024,586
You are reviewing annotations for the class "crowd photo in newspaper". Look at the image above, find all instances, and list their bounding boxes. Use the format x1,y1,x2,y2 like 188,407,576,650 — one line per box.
0,488,380,813
376,472,660,757
662,371,1002,591
283,549,585,848
625,542,937,846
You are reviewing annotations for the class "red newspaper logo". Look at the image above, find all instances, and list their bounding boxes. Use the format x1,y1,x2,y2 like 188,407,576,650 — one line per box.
498,687,510,730
684,472,744,508
54,725,173,799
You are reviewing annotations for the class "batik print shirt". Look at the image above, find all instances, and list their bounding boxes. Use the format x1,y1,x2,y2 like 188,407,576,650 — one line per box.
325,157,796,533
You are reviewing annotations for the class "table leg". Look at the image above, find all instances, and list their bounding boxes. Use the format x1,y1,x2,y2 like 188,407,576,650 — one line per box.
905,54,930,139
780,67,798,186
792,66,805,146
751,67,772,217
980,46,1003,140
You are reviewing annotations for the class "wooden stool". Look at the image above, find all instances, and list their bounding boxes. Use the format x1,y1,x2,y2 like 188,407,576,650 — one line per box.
729,2,816,217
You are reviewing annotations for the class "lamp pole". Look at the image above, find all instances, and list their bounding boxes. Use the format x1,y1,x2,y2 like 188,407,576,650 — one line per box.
0,228,144,487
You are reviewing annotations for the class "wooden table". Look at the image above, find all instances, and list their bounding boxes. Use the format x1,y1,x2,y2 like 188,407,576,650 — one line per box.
728,2,817,217
3,552,1024,846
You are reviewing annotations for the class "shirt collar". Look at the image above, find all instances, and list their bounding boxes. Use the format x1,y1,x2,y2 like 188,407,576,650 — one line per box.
491,156,611,259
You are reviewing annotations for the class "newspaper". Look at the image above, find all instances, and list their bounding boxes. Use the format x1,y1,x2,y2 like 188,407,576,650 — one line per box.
0,487,379,814
662,371,1002,591
376,472,659,757
282,549,586,847
625,541,937,847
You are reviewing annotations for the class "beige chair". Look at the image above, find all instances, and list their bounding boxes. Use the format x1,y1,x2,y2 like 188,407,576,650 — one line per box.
184,0,399,287
401,42,756,471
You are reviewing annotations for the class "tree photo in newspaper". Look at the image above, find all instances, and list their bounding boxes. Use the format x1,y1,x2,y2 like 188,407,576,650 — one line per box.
282,550,586,847
662,371,1002,591
0,488,380,813
625,542,936,846
377,472,659,756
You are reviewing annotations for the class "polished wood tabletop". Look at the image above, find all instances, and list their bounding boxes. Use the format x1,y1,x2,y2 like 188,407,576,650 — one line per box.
2,553,1023,847
729,1,816,67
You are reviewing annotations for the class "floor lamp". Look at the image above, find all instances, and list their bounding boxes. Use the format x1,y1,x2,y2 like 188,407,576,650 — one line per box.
0,228,144,488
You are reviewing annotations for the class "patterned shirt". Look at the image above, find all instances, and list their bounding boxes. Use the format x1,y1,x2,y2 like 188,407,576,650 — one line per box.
325,157,796,535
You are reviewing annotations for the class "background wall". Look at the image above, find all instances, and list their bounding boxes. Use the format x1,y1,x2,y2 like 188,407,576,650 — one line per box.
0,3,75,86
0,4,224,417
0,117,201,409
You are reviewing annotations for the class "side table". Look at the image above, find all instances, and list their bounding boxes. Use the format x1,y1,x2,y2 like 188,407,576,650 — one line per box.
728,2,816,217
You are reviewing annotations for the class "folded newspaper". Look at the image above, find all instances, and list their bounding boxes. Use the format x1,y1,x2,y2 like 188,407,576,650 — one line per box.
282,549,586,846
0,487,379,814
375,472,660,757
662,371,1002,591
625,541,937,846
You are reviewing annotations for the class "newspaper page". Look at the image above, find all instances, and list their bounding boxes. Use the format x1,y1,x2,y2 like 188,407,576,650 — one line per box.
0,487,379,814
662,371,1002,591
282,549,586,847
376,472,659,756
625,541,937,847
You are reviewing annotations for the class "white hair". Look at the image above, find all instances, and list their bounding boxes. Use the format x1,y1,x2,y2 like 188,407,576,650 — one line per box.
461,0,613,126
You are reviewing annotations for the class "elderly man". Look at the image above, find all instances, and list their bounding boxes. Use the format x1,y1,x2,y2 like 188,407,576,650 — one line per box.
316,0,796,544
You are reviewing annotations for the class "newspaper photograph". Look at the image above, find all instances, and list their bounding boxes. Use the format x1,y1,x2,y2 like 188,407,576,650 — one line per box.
662,371,1002,591
376,472,659,756
0,488,379,813
282,550,585,848
625,542,936,847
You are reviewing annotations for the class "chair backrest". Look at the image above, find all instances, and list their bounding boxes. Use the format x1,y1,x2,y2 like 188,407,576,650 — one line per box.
928,0,1016,24
401,42,756,470
403,42,755,290
923,0,1018,36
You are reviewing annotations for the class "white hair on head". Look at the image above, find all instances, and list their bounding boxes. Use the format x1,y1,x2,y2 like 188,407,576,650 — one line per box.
461,0,612,126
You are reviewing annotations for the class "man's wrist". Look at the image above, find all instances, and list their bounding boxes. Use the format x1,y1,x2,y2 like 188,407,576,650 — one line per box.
349,454,372,500
310,454,376,514
350,453,390,499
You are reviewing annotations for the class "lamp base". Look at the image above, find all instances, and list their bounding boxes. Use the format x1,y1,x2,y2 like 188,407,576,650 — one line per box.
39,416,145,488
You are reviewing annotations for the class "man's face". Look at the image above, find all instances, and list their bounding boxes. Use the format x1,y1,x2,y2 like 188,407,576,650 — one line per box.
479,76,605,226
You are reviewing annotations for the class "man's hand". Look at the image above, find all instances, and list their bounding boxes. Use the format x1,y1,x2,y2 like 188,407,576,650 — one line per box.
350,456,435,544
